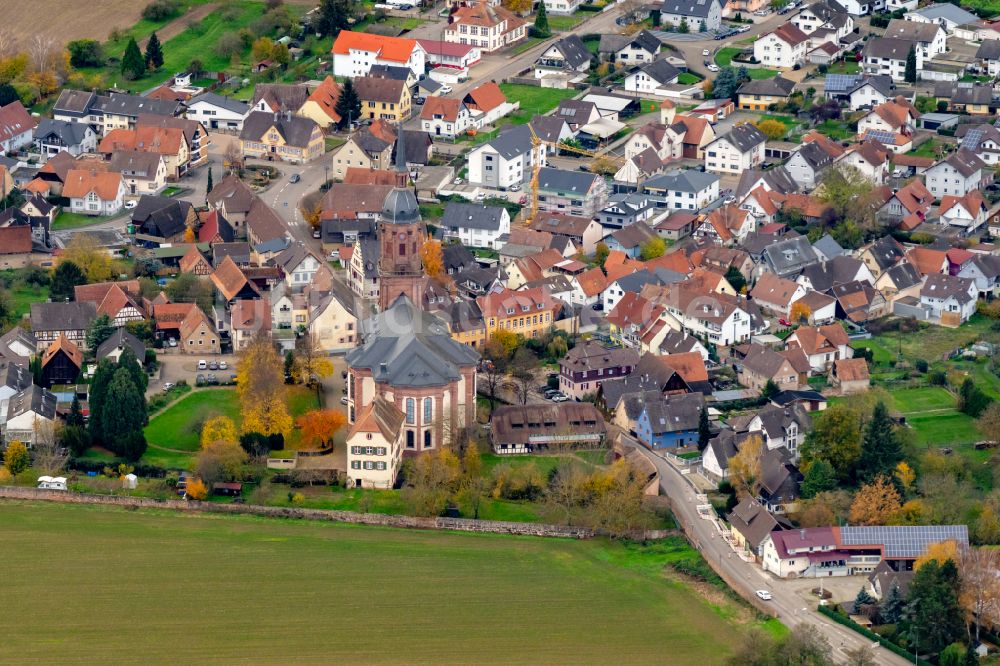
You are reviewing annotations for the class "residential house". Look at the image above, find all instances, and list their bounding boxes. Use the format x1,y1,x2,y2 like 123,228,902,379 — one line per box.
659,0,723,31
185,92,251,131
477,287,560,341
919,273,978,324
0,329,37,368
796,255,875,292
558,341,639,400
131,197,197,245
751,273,807,316
207,174,255,230
793,0,854,37
652,285,754,346
420,98,471,139
543,0,586,14
211,256,262,305
636,392,704,450
416,39,482,70
879,178,933,224
443,1,528,54
490,402,606,455
924,150,989,199
29,301,96,350
977,39,1000,77
467,124,544,190
857,96,919,152
758,448,803,513
345,396,405,488
938,191,988,233
332,31,426,79
729,499,786,559
790,290,838,324
330,121,396,180
935,83,993,115
32,118,96,158
736,75,796,111
904,246,946,277
859,235,905,278
642,169,720,211
98,125,190,179
830,357,870,394
74,280,148,327
95,329,145,366
441,202,511,249
534,35,591,86
180,245,213,276
739,343,802,392
355,77,411,123
463,82,515,128
0,101,36,152
230,299,271,351
2,384,57,447
0,227,37,270
598,31,662,64
959,253,1000,297
624,60,681,97
246,196,290,247
530,212,604,255
529,115,574,154
298,76,343,130
310,280,359,353
198,209,235,245
177,306,220,354
62,169,126,216
754,23,810,69
784,140,840,190
695,205,756,245
884,18,946,59
760,236,820,278
862,37,922,82
835,139,890,184
39,336,83,389
785,324,852,373
239,111,323,164
832,280,887,322
536,167,608,218
109,151,168,197
273,243,323,289
136,114,210,168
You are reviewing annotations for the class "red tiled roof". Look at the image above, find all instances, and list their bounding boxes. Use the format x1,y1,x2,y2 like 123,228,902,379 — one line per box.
0,226,32,254
332,31,417,63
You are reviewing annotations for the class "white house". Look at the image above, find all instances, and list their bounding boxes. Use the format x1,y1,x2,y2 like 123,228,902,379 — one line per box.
905,3,979,34
419,98,472,139
938,191,988,232
2,385,57,447
659,0,723,31
862,37,922,82
834,141,890,184
924,150,988,199
704,124,765,175
32,119,96,158
273,243,323,289
441,202,511,250
624,60,681,97
919,273,978,323
62,169,127,216
332,31,427,79
185,92,251,132
0,101,36,153
793,0,855,37
543,0,585,14
346,396,404,489
883,18,946,59
847,76,896,110
442,2,528,54
467,124,544,190
642,168,720,211
754,23,810,69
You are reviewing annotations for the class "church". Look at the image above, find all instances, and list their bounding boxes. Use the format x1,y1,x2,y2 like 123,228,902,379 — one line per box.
344,128,480,487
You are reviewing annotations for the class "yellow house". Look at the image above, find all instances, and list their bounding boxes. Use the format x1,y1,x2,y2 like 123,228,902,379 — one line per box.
239,111,324,164
331,121,397,180
298,76,343,130
736,75,796,111
354,76,412,123
476,286,559,340
309,282,359,353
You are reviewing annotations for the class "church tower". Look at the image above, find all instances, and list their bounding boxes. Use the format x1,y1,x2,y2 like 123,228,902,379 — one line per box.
378,127,428,311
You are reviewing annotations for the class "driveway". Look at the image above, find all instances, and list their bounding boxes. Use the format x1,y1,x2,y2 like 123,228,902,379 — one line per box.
625,436,910,665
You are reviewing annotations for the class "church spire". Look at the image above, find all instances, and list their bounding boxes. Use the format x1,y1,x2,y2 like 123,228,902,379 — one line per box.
381,123,419,224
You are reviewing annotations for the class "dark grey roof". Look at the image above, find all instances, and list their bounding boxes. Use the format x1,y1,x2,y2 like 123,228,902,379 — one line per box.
796,141,834,171
762,236,819,276
97,92,181,119
383,128,420,225
253,236,290,254
613,269,667,292
0,361,31,392
322,217,374,242
131,197,192,239
977,39,1000,61
346,295,479,388
189,91,250,115
728,498,782,548
110,151,163,178
0,326,35,366
863,37,918,61
96,328,145,361
417,78,442,93
643,392,704,435
530,115,569,144
802,0,849,22
660,0,721,18
442,243,477,273
659,329,704,355
368,64,412,81
938,148,987,178
812,233,845,260
359,237,381,278
213,242,251,266
251,83,309,112
598,34,630,54
549,34,591,69
483,124,532,160
555,99,597,127
240,111,318,148
737,75,796,97
643,168,719,194
934,82,993,106
883,261,922,290
759,447,801,498
922,273,976,304
537,167,601,194
34,119,91,146
799,255,866,292
971,253,1000,279
443,202,507,231
707,429,739,471
6,384,56,421
53,89,98,115
736,166,798,198
30,301,97,332
717,123,766,153
354,127,394,154
866,236,905,270
398,130,432,166
637,59,681,85
855,75,895,98
770,389,827,407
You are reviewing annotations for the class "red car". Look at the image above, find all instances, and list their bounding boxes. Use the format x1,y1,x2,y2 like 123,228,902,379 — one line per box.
779,318,792,327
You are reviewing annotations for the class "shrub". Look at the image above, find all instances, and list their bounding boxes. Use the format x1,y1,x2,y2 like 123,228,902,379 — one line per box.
915,359,928,373
290,492,305,504
186,478,208,500
142,0,182,22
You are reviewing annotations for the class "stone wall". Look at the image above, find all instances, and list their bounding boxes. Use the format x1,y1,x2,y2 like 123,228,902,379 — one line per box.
0,487,678,540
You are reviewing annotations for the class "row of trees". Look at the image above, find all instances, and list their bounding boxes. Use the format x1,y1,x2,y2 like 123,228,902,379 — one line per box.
120,32,164,81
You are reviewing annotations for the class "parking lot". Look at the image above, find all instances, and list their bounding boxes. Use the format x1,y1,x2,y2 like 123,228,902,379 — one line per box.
152,353,239,394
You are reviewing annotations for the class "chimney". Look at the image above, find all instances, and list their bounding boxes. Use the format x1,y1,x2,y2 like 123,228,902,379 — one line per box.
800,529,806,539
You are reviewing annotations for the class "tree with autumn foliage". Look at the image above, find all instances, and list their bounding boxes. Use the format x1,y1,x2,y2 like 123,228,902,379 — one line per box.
960,547,1000,643
196,440,248,487
420,239,444,278
63,233,112,283
915,540,959,570
296,409,347,449
729,434,763,499
201,416,238,448
849,475,901,525
185,478,208,500
490,328,519,358
755,118,787,141
790,300,811,325
302,204,323,230
237,334,292,437
292,333,334,385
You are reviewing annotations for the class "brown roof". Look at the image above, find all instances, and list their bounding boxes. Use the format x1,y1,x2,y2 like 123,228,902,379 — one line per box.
751,272,801,308
576,267,608,297
230,298,271,332
939,191,986,218
343,167,408,186
905,246,947,275
347,395,405,440
0,101,36,144
450,1,526,29
75,279,141,305
153,302,198,330
210,256,259,302
833,357,869,382
322,184,395,216
179,245,211,273
98,126,185,155
62,169,124,201
892,179,934,216
476,286,558,319
872,97,917,129
420,96,464,123
782,193,832,219
663,351,709,383
354,77,407,104
464,81,507,113
772,22,809,46
179,306,213,341
0,226,32,254
305,76,342,123
674,114,709,146
787,324,848,356
793,290,836,313
41,335,83,369
893,154,934,168
801,130,845,158
490,402,605,447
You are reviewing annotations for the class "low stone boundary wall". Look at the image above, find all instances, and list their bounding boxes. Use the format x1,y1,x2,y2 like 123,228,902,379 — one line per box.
0,487,678,541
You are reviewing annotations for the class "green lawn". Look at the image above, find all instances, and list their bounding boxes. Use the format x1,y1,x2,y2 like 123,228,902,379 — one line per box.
52,211,115,230
0,277,48,321
715,47,742,67
747,68,779,80
499,83,579,125
907,412,982,447
891,387,955,414
144,388,242,452
814,119,854,141
511,36,547,56
909,139,945,159
79,1,269,91
825,60,860,74
325,136,346,153
0,501,748,663
678,72,703,85
546,13,586,31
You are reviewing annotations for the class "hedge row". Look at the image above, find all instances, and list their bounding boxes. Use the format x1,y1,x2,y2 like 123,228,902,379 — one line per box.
816,605,932,666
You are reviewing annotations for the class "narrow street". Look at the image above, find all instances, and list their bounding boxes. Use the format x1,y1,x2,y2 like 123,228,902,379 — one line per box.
625,436,910,666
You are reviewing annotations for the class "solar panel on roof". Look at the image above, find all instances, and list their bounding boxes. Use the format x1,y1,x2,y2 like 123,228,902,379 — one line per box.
825,73,858,92
840,525,969,559
863,129,897,145
961,128,985,151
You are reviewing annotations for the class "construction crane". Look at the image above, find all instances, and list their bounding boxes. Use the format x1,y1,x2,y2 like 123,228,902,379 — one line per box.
524,122,623,228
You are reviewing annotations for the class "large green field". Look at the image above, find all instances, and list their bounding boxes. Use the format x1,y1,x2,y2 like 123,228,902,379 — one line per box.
499,84,579,126
144,388,242,452
0,501,742,664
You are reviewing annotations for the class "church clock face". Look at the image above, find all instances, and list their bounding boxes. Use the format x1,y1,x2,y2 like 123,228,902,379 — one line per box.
398,232,407,240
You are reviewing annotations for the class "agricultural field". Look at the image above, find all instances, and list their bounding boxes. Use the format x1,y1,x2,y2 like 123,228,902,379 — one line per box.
0,502,746,664
3,0,145,43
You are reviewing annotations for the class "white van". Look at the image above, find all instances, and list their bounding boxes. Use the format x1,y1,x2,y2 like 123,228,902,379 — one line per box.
37,476,67,491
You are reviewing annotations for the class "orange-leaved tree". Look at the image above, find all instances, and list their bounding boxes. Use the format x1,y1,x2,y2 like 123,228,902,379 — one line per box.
186,478,208,500
296,409,347,449
420,239,444,278
849,475,901,526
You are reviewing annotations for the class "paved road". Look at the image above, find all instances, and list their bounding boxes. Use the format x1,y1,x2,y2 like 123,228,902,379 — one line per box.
625,436,909,665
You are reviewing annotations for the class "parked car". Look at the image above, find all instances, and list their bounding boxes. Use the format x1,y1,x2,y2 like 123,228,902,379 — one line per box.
414,96,425,105
312,228,321,239
207,373,218,384
518,196,528,205
892,168,904,178
167,337,177,348
724,195,736,204
290,173,301,184
196,373,206,385
702,48,711,56
197,359,208,370
510,183,521,192
329,250,341,261
219,360,229,370
551,394,569,403
545,389,560,398
341,396,349,405
707,64,720,72
475,191,487,201
453,177,463,185
756,590,773,601
163,382,175,391
439,84,453,94
208,361,219,371
124,200,137,209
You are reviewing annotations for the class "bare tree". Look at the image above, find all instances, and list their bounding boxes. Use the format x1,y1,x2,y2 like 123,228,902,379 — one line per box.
224,141,245,174
27,35,57,73
0,30,19,58
31,421,68,475
960,547,1000,643
544,460,590,525
480,339,508,414
510,348,535,406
